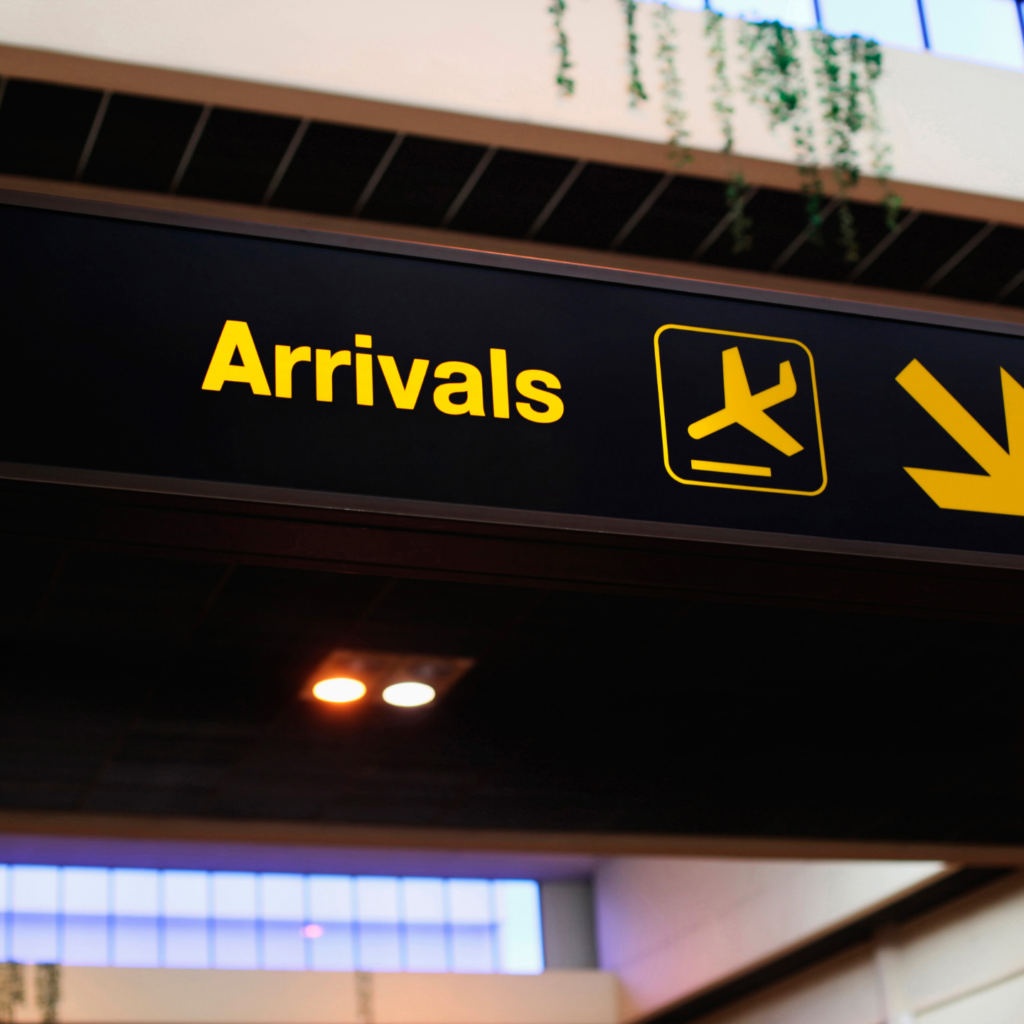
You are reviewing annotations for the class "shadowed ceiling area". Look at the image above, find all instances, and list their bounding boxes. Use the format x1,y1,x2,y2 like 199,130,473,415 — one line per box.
1,77,1023,306
1,526,1022,846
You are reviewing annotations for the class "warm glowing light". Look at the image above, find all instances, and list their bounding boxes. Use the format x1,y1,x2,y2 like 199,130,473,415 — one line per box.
382,681,436,707
303,924,324,938
312,677,366,703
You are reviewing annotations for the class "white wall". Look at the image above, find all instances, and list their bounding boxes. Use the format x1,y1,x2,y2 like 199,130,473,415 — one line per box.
593,856,947,1019
687,874,1024,1024
11,966,618,1024
0,1,1022,202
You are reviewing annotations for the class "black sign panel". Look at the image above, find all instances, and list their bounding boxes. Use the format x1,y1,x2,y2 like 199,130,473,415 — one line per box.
1,196,1022,564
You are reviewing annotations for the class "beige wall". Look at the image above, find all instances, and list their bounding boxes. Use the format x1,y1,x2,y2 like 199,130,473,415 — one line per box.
11,966,617,1024
676,874,1024,1024
593,857,947,1020
0,1,1022,204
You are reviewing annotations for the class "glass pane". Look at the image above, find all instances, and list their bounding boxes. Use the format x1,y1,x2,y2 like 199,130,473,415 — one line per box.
11,865,58,963
164,871,208,918
448,880,494,973
819,0,925,49
63,868,109,967
308,876,353,923
0,865,7,961
403,878,447,972
924,0,1024,69
112,870,159,967
212,873,257,969
355,877,400,971
164,870,209,968
711,0,818,27
494,881,544,975
310,922,355,971
260,875,305,970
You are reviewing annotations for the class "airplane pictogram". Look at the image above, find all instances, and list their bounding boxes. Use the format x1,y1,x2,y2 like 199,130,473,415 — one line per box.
687,346,803,455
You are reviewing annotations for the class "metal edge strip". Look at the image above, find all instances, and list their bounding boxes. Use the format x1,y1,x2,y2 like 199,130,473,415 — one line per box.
2,187,1023,340
2,461,1021,574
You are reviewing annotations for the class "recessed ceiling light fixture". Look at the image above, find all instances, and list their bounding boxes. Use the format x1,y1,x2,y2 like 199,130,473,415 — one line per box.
382,681,436,707
311,678,367,704
301,649,474,709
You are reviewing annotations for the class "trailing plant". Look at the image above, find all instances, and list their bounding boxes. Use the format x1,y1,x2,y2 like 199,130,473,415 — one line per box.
863,37,902,231
36,964,61,1024
548,0,575,96
543,1,900,258
705,8,751,252
0,962,25,1024
738,18,825,244
619,0,648,106
654,1,692,167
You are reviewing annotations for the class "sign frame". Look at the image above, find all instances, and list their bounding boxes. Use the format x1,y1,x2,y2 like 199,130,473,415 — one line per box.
1,188,1022,573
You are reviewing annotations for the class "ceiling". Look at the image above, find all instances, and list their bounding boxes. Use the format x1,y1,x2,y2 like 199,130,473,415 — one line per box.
0,77,1022,305
1,511,1023,847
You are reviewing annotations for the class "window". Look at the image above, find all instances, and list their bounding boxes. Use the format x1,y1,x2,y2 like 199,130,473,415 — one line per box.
0,865,543,974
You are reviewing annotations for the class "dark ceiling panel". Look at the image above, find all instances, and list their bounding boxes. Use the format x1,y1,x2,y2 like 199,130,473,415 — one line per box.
857,212,983,292
82,94,202,193
619,175,728,260
536,163,663,250
360,136,486,227
178,108,299,205
1002,278,1024,307
931,225,1024,303
0,80,102,180
449,149,575,238
697,188,808,271
781,200,892,281
271,122,395,216
1,545,1023,840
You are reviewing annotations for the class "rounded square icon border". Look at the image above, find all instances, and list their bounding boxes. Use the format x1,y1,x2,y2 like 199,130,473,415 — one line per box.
654,323,828,496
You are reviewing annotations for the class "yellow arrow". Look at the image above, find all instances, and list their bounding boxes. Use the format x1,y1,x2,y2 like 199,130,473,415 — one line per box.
896,358,1024,517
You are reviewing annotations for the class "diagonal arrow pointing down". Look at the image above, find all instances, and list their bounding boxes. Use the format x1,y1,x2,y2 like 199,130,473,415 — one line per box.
896,359,1024,517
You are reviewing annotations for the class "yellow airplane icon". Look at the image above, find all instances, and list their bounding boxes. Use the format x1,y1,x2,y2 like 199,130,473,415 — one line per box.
687,346,803,455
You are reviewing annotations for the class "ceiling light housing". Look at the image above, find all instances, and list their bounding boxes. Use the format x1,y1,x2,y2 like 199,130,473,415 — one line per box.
301,649,474,708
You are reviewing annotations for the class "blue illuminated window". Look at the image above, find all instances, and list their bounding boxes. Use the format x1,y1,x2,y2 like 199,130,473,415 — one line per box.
924,0,1024,70
0,865,544,974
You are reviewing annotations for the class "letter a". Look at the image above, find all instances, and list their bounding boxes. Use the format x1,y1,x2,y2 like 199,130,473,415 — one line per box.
201,321,271,395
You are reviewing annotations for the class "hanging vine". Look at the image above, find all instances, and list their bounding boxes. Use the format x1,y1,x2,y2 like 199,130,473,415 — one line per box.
705,8,752,252
654,1,691,167
619,0,648,106
738,18,825,243
542,1,900,260
36,964,61,1024
0,962,25,1024
548,0,575,96
863,37,902,231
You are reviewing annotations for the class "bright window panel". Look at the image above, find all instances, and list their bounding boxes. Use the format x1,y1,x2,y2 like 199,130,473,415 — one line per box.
402,879,447,972
924,0,1024,69
449,881,494,973
0,865,7,961
818,0,925,48
260,874,305,970
63,868,109,967
112,869,159,967
212,873,257,969
355,877,400,971
11,865,59,964
711,0,818,28
309,923,355,971
494,881,544,975
308,876,353,923
164,870,209,969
